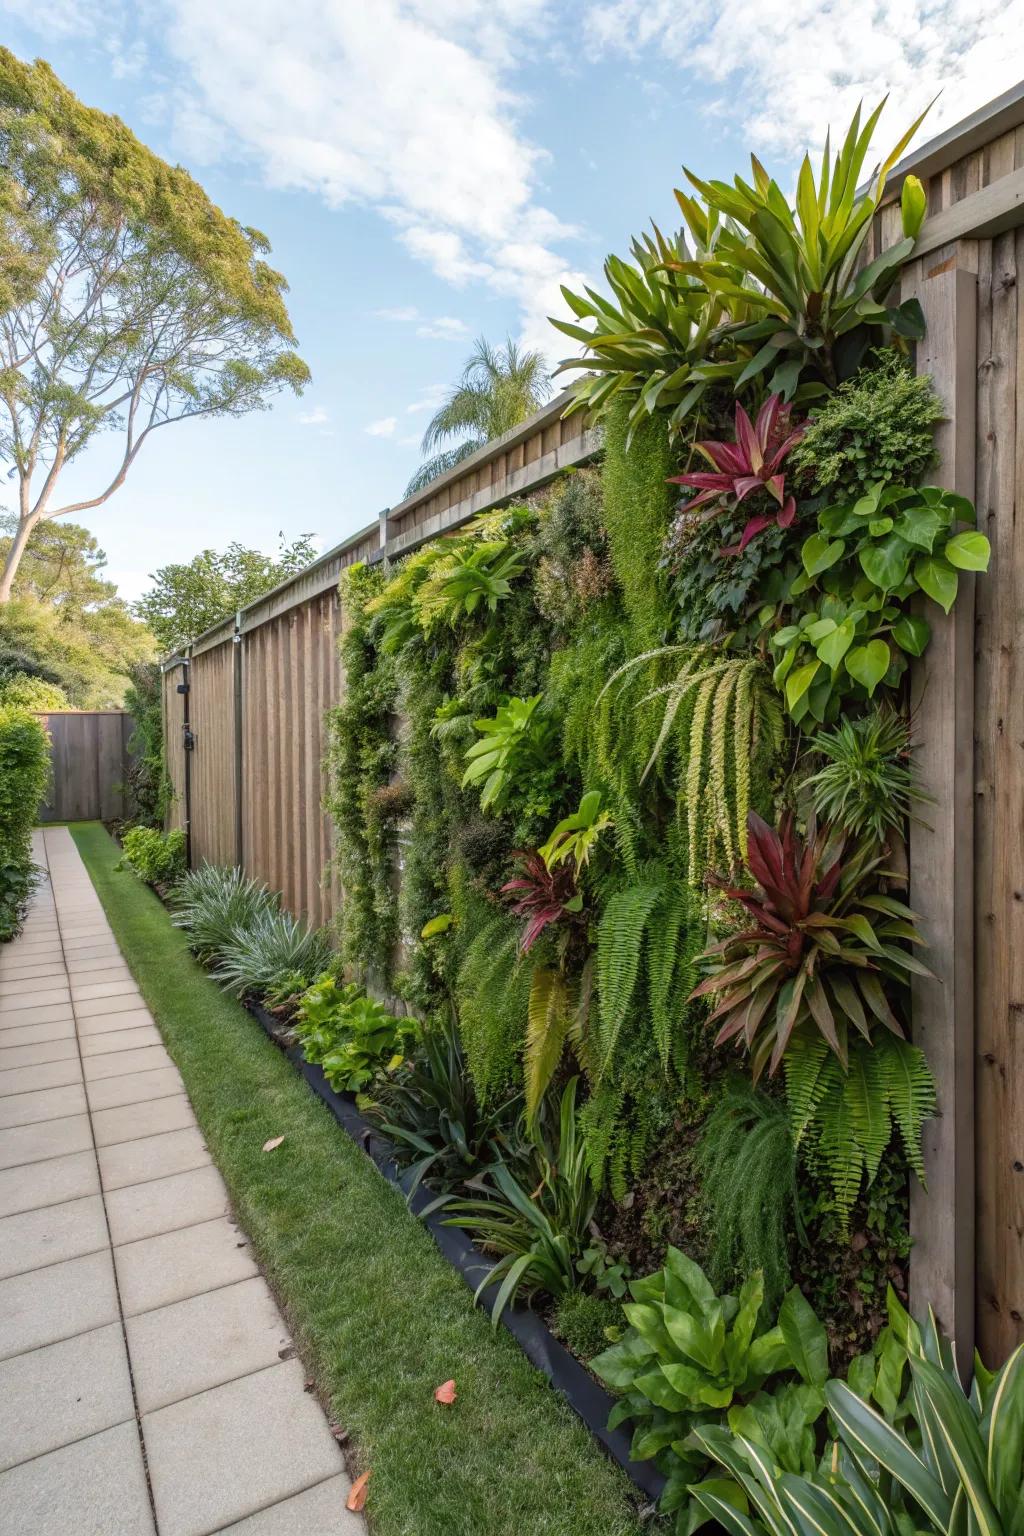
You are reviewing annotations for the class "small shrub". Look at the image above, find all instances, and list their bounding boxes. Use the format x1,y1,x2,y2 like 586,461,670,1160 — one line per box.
552,1291,621,1360
210,907,332,1000
0,674,69,710
119,825,186,886
0,705,49,939
791,349,943,499
294,976,417,1094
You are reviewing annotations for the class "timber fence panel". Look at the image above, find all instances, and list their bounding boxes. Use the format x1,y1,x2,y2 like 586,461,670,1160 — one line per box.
34,712,136,823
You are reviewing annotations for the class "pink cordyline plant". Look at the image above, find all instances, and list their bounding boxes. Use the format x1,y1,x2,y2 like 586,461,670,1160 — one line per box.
669,394,806,554
501,852,580,954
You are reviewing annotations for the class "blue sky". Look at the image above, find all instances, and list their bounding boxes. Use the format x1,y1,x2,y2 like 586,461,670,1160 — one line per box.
2,0,1021,601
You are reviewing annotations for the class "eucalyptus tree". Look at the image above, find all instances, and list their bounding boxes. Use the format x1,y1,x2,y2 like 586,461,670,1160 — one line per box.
405,335,551,495
0,50,310,601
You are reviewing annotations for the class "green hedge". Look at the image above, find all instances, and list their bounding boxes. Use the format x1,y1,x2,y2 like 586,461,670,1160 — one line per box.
0,705,50,939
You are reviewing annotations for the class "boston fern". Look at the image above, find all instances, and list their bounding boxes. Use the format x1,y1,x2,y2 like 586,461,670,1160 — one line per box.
786,1031,935,1231
692,811,930,1078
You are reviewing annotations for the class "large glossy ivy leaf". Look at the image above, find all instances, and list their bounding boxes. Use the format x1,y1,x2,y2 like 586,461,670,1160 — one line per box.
859,535,911,592
802,533,845,577
892,615,930,657
786,660,821,710
944,530,991,571
914,555,959,614
845,640,890,695
816,616,857,669
893,501,948,552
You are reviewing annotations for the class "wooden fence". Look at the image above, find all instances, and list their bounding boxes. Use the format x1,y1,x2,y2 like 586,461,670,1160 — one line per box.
34,711,136,823
163,87,1024,1366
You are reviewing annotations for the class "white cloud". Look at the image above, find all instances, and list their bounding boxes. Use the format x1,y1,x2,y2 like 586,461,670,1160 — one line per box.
415,315,469,341
364,416,398,438
584,0,1024,161
160,0,581,358
297,405,330,426
374,306,471,341
405,385,448,415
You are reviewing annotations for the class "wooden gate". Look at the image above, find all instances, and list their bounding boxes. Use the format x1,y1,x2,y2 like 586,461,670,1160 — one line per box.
34,711,137,823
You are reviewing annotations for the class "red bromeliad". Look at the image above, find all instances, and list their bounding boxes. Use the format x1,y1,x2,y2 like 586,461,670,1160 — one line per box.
501,852,581,954
689,810,929,1078
669,395,806,554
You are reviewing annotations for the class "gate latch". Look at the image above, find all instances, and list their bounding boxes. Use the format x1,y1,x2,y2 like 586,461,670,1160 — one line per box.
183,728,196,752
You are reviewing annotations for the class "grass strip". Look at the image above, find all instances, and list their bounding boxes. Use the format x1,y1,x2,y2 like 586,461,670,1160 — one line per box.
70,822,644,1536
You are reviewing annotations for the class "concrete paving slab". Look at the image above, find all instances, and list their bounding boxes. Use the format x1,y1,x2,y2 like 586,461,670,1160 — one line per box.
0,988,71,1017
0,1002,73,1030
0,1016,76,1048
0,1249,119,1361
0,1421,155,1536
0,962,65,982
71,979,140,1002
105,1165,231,1246
0,1193,108,1280
85,1064,184,1110
0,1113,93,1171
0,1036,78,1071
142,1360,344,1536
0,975,72,1000
217,1476,362,1535
99,1125,210,1191
92,1094,195,1149
0,1321,134,1470
0,1082,87,1131
83,1043,174,1081
77,1007,155,1036
76,991,148,1018
0,1150,99,1218
127,1274,290,1412
115,1215,257,1317
80,1023,162,1056
0,1057,82,1098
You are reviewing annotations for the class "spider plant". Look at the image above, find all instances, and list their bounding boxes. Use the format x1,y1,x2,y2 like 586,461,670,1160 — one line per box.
168,863,277,964
210,906,333,1001
802,707,927,845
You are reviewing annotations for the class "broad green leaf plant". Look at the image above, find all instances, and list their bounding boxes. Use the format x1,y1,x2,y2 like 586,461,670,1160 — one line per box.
592,1247,830,1529
555,99,932,438
767,483,990,725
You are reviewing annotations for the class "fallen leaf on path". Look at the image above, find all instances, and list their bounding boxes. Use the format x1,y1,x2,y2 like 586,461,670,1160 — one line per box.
262,1135,285,1152
347,1471,370,1511
434,1379,457,1404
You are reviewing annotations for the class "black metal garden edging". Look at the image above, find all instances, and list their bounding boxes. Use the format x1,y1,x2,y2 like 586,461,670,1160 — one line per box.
244,999,666,1504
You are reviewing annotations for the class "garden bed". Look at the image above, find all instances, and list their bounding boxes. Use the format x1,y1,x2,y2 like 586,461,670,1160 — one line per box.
244,999,665,1501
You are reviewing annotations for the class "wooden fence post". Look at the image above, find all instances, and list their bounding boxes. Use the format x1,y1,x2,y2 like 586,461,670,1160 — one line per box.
907,261,978,1371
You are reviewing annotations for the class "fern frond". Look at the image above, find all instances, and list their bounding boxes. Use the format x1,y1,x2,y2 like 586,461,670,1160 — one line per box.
709,659,740,870
524,967,572,1119
848,1047,890,1183
596,881,662,1072
877,1033,936,1182
784,1032,834,1145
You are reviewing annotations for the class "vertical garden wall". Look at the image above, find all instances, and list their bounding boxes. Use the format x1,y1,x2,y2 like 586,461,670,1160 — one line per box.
162,88,1024,1388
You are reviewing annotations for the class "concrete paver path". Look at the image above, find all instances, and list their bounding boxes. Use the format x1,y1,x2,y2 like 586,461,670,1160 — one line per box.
0,828,364,1536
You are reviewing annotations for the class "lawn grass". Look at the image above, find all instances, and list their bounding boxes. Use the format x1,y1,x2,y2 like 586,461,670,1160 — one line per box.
70,822,645,1536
